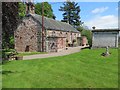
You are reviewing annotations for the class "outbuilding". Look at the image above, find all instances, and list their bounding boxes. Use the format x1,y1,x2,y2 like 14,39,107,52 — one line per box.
92,29,120,48
14,2,81,52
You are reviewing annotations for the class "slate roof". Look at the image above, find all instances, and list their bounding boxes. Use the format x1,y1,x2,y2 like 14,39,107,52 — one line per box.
28,14,79,33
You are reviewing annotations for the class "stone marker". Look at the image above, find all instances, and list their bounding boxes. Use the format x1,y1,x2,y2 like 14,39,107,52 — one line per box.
101,46,110,57
106,46,110,55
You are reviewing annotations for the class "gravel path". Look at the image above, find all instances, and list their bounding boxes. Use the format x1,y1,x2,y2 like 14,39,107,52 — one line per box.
23,46,84,60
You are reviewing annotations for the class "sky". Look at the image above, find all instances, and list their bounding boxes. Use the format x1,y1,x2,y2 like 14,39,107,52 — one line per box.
34,0,119,29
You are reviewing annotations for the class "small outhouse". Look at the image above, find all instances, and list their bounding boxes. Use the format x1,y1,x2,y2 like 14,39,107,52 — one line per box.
92,29,120,48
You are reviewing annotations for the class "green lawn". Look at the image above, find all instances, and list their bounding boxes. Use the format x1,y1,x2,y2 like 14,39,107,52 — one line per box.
2,48,118,88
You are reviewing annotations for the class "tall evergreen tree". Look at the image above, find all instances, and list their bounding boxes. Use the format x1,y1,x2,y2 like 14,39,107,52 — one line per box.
35,2,56,19
59,1,82,27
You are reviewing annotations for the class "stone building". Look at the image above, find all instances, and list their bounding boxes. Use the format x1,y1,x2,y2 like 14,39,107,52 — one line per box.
14,2,81,52
81,36,88,46
92,29,120,48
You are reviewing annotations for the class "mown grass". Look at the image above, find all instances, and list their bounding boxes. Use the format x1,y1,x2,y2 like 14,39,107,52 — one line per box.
2,48,118,88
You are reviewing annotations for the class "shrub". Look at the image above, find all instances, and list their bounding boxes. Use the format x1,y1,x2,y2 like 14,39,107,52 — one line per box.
2,49,18,61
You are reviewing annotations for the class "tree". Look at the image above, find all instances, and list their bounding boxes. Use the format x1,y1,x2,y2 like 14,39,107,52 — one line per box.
18,2,26,19
59,1,82,27
35,2,56,19
2,2,19,49
76,26,84,32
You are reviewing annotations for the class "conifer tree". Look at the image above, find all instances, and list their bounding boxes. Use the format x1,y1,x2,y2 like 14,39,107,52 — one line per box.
59,1,82,27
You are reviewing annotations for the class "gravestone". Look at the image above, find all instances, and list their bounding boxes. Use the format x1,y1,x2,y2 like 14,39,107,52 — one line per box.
101,46,110,56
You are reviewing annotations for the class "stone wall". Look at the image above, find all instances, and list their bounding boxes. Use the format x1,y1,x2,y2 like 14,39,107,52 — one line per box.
47,30,80,46
81,36,88,46
57,37,66,50
14,17,40,52
15,16,81,52
46,37,57,52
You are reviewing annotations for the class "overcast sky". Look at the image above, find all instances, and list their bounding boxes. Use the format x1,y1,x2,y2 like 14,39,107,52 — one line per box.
34,0,119,29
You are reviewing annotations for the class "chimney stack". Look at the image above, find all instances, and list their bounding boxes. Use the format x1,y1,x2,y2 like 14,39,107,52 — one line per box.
25,0,35,15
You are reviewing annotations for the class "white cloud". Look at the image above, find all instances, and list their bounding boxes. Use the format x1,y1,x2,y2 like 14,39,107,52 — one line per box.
85,15,118,29
92,7,109,14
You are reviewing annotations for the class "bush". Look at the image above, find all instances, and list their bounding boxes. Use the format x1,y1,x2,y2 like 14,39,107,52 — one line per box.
2,49,18,61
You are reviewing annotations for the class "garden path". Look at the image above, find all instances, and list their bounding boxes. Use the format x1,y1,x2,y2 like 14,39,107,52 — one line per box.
23,46,85,60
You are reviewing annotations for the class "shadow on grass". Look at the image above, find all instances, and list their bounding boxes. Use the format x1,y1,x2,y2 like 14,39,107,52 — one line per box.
2,60,11,65
2,70,25,75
